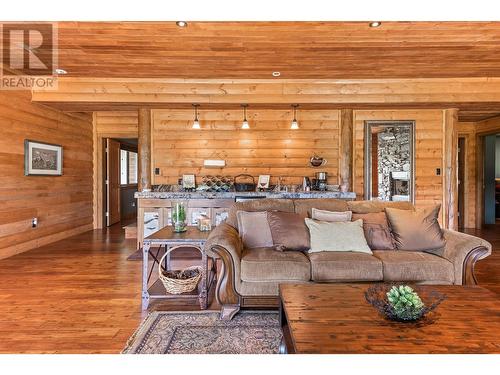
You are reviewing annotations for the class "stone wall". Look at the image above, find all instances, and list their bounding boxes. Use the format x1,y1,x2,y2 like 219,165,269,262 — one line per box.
377,127,410,200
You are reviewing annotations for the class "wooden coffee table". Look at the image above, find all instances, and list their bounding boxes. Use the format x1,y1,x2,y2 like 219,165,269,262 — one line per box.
279,284,500,354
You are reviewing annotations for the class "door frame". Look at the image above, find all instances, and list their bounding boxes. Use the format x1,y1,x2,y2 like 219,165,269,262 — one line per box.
93,133,139,229
457,136,466,229
475,127,500,228
363,120,416,203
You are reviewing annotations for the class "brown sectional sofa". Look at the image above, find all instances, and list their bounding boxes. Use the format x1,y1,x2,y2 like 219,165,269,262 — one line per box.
205,198,492,319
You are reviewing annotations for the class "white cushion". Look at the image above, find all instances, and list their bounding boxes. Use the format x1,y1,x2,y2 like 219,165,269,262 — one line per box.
305,218,372,254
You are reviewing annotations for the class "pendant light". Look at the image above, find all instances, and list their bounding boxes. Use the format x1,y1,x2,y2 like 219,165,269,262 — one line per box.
192,104,200,129
241,104,250,129
290,104,299,129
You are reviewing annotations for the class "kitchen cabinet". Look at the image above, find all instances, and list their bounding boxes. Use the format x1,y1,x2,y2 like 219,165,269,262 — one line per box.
137,198,233,250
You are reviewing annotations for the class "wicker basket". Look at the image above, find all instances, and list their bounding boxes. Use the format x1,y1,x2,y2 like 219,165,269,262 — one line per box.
158,249,202,294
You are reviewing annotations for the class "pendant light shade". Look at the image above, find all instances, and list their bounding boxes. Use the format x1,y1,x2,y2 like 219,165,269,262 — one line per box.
192,104,200,129
291,104,299,129
241,104,249,129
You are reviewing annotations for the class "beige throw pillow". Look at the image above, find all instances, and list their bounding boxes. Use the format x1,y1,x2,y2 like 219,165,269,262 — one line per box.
385,205,446,252
311,208,352,222
305,218,372,254
236,211,274,249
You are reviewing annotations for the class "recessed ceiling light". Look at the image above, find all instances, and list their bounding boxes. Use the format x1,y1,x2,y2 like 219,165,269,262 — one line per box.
55,68,67,75
176,21,188,27
272,71,281,77
369,21,381,28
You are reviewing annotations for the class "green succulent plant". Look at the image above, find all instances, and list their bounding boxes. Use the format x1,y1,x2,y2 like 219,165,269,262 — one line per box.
387,285,425,321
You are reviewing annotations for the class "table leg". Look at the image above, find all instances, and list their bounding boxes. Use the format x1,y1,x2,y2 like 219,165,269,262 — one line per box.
279,297,293,354
199,248,208,309
166,245,171,271
142,242,151,310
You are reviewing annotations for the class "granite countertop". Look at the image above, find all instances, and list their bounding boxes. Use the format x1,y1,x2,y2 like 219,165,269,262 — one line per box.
135,190,356,199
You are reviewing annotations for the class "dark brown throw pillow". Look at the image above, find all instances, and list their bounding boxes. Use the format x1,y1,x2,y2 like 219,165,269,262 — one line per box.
267,211,310,251
351,212,395,250
385,204,446,252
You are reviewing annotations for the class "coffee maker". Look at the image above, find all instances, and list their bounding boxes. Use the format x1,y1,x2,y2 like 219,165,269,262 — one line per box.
315,172,328,191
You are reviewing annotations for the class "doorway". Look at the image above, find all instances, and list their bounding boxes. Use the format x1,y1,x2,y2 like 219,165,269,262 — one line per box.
103,138,138,227
364,121,416,203
483,134,500,225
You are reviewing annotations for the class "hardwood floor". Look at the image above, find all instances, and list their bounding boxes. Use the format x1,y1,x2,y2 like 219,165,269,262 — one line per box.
0,222,213,354
0,223,498,353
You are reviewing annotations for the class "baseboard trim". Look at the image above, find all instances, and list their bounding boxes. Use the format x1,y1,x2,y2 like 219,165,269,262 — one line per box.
0,223,93,260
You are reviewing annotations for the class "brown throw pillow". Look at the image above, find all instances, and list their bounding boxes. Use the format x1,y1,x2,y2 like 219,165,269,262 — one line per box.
267,211,310,251
351,212,395,250
236,211,274,249
385,205,446,252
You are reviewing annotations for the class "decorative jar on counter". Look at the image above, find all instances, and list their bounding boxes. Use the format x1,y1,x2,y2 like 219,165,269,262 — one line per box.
197,214,212,232
171,201,188,232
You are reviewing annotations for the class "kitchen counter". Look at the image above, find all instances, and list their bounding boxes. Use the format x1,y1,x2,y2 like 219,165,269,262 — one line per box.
135,190,356,200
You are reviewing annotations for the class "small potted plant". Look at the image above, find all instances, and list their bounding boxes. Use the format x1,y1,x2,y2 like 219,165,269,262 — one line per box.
171,201,187,232
386,285,425,321
365,284,445,322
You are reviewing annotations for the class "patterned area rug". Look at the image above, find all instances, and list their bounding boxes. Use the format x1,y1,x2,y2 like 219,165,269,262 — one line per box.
122,311,282,354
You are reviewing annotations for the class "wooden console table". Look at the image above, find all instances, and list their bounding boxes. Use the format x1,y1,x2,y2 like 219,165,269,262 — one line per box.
142,227,216,310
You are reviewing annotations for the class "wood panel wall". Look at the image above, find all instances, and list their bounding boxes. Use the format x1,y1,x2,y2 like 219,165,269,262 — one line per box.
151,108,340,185
95,111,138,138
457,122,477,228
353,110,445,221
0,91,94,259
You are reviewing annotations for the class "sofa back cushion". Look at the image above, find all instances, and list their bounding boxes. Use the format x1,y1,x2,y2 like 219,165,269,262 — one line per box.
347,200,414,214
351,212,395,250
236,211,274,249
385,204,446,252
226,199,294,229
305,218,372,254
293,198,348,218
267,211,310,251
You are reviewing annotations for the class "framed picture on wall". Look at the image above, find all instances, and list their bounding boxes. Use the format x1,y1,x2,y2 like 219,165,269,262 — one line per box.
182,174,196,190
24,140,63,176
258,175,270,189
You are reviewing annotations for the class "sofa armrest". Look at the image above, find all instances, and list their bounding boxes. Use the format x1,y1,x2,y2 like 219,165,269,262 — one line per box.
205,222,243,263
204,222,243,319
436,229,492,285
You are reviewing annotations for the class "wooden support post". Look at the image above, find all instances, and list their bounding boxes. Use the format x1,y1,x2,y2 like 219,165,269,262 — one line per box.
443,108,459,230
339,109,354,190
138,109,152,192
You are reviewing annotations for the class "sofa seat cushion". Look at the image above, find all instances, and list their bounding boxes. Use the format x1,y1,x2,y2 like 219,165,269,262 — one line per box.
373,251,454,284
240,247,311,282
308,252,383,282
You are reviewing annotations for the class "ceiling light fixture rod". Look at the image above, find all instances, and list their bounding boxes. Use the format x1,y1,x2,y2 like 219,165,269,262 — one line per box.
291,104,299,130
192,103,200,129
241,104,250,129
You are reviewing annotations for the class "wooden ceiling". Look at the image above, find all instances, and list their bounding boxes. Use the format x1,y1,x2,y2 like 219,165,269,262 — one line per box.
57,22,500,79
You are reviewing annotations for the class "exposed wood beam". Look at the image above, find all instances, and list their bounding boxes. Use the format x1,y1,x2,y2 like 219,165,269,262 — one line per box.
32,78,500,110
339,109,354,190
443,108,459,230
138,109,152,192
